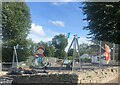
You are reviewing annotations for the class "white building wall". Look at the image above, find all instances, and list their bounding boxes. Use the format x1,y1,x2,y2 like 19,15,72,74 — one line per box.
92,56,107,64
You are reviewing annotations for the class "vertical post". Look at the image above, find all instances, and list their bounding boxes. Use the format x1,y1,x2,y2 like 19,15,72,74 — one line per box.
72,35,77,71
76,38,82,70
12,46,18,68
59,36,75,72
99,41,102,67
0,34,2,71
72,36,76,71
14,46,18,67
113,43,115,65
12,46,15,68
0,40,2,71
0,0,2,71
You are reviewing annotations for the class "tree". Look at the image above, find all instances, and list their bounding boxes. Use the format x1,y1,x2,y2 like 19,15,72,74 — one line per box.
68,49,79,58
68,49,74,56
82,2,120,61
54,49,66,59
52,34,68,50
2,2,31,62
82,2,120,44
52,34,68,58
49,45,55,57
40,41,55,57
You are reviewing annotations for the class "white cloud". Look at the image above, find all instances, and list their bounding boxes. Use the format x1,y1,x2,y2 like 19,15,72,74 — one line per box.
52,2,64,5
28,34,52,43
30,23,46,37
28,23,53,43
52,2,69,5
49,20,65,27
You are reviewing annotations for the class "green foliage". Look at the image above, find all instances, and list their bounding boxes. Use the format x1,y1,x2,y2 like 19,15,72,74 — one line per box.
68,56,73,60
79,43,100,55
82,2,120,44
68,49,74,56
2,2,31,42
82,2,120,61
2,39,34,62
80,58,91,63
52,34,68,50
52,34,68,58
2,2,31,62
40,42,55,57
18,56,36,68
54,49,66,59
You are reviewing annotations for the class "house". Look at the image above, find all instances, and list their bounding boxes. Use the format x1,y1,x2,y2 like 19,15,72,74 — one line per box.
80,54,91,59
91,55,107,64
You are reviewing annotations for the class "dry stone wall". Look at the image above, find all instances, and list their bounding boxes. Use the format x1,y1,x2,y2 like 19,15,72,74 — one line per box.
12,67,119,84
77,67,119,83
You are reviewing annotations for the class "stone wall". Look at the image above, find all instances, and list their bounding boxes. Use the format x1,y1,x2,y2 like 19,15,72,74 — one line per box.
77,67,119,83
12,67,119,84
12,73,78,84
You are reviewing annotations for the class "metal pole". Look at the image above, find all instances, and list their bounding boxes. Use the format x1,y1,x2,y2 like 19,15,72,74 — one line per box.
14,46,18,67
12,46,18,68
68,37,75,51
76,38,82,70
99,41,102,67
12,46,15,68
72,36,76,71
113,43,115,65
58,36,75,72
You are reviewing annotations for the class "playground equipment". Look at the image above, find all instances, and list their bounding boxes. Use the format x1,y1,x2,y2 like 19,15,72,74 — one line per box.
59,35,82,72
12,45,19,68
34,43,45,67
95,41,118,66
7,43,48,75
99,42,111,65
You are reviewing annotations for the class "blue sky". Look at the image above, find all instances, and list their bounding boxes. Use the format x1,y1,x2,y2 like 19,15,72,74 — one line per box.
26,2,91,47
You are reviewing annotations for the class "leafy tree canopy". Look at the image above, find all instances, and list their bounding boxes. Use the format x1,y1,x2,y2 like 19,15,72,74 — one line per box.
82,2,120,44
52,34,68,50
2,2,31,62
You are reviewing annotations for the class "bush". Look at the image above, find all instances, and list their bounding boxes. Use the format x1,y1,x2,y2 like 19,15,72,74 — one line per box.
80,58,91,63
68,56,73,60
